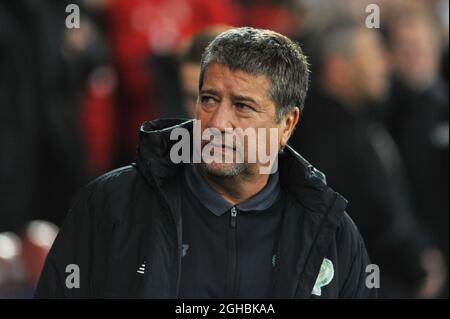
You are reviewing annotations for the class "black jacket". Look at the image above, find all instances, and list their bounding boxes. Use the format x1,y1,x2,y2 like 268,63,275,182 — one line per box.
35,119,376,298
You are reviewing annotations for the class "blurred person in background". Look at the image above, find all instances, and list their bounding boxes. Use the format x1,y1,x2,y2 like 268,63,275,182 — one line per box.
380,5,449,297
291,19,446,298
0,0,112,297
0,0,88,231
177,26,231,118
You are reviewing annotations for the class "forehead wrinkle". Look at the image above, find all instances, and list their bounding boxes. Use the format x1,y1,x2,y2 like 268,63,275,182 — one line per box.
204,63,273,109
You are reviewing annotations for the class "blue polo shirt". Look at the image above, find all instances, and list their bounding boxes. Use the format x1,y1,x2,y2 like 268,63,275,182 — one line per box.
179,164,286,298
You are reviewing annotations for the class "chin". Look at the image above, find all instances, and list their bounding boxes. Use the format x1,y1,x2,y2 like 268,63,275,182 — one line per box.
201,162,246,177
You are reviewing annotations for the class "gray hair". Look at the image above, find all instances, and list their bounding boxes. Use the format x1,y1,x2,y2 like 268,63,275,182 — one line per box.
199,27,310,121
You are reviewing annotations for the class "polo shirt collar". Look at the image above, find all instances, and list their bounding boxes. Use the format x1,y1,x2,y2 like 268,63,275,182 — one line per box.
184,163,280,216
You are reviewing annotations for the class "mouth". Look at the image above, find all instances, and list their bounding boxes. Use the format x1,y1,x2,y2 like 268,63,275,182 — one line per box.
202,140,236,151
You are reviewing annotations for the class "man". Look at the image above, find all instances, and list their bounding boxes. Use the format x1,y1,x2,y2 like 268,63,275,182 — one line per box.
383,11,449,298
35,27,375,298
291,21,445,298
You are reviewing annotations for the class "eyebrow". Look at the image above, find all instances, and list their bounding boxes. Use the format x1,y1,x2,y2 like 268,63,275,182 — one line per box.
199,88,220,96
233,94,259,106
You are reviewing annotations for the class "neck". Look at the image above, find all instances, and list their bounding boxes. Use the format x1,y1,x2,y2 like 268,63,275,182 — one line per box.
199,166,270,205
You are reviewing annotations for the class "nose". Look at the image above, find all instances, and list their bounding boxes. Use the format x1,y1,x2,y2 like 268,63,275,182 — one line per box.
207,102,234,132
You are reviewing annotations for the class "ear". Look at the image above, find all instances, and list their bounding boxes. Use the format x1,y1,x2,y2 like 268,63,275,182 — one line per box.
280,107,301,147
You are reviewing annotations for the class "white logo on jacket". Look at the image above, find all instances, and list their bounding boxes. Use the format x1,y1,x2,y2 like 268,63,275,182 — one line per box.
311,258,334,296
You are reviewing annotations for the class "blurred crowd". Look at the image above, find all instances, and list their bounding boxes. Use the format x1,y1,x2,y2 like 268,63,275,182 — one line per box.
0,0,448,298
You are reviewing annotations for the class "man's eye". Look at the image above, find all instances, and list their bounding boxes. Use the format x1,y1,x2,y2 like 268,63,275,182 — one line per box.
235,103,253,112
200,96,215,104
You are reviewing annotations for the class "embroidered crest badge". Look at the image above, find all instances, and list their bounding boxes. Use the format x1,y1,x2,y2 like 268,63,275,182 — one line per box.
312,258,334,296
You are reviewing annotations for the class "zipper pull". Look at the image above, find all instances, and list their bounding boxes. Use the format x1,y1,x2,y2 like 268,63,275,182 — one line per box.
230,206,237,228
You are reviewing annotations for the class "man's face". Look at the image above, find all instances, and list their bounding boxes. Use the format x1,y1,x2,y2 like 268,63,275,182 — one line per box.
196,63,293,177
349,29,390,102
390,20,440,89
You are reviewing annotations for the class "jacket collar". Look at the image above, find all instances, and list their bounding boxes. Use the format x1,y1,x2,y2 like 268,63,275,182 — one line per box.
136,118,329,192
135,118,348,298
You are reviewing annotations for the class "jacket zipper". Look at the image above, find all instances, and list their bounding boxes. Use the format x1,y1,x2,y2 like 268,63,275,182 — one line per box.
226,206,238,297
230,206,237,228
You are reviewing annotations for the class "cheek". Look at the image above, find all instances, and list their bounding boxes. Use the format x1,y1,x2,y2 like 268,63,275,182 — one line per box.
255,126,281,152
196,107,209,124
